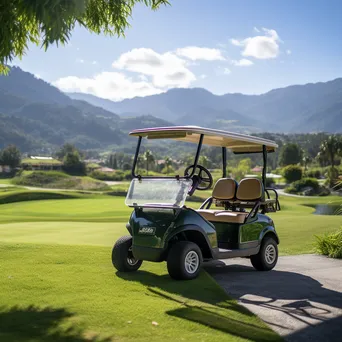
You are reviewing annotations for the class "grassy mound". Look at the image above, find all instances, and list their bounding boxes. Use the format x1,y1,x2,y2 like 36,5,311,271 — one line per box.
13,171,110,191
0,191,80,205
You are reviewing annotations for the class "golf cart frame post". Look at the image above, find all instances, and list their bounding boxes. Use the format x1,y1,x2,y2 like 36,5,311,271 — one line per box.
131,131,269,189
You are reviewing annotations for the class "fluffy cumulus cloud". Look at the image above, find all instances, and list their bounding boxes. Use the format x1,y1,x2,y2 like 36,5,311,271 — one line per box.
112,48,196,88
231,28,281,59
54,72,163,101
175,46,225,61
54,46,226,100
231,58,254,67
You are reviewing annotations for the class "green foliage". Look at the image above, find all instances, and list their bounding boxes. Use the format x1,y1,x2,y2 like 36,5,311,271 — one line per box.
0,0,169,72
63,151,86,175
0,144,21,168
231,158,252,181
90,170,131,181
327,167,340,188
282,165,303,183
319,134,342,166
315,227,342,258
279,143,303,166
285,177,330,196
306,169,322,179
143,149,155,174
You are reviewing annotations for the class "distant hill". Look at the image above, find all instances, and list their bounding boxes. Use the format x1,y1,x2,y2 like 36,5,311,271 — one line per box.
68,79,342,133
0,67,173,152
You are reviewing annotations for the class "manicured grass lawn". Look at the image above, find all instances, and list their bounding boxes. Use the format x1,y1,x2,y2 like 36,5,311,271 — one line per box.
0,194,282,342
0,191,340,341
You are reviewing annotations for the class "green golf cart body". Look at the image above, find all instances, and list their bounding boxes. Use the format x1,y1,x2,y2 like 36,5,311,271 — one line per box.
112,126,280,280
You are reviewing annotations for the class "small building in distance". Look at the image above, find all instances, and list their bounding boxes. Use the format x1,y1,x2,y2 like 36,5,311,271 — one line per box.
21,156,63,171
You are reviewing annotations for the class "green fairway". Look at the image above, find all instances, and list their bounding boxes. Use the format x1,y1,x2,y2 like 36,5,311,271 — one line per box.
0,192,340,341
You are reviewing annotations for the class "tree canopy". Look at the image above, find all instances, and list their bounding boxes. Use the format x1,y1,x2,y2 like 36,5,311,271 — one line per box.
278,143,303,166
0,0,169,73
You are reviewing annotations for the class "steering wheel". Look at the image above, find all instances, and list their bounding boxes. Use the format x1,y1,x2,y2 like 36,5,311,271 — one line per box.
184,164,213,193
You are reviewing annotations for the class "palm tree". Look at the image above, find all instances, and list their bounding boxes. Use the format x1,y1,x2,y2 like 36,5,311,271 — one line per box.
319,135,342,187
319,135,342,167
302,155,312,172
143,150,155,175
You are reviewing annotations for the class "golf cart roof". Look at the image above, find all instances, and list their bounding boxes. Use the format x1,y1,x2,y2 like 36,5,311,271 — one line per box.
129,126,278,153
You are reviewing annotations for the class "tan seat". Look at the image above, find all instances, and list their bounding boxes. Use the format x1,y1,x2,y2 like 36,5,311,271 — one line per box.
236,178,263,201
197,178,244,223
197,178,263,224
198,209,248,224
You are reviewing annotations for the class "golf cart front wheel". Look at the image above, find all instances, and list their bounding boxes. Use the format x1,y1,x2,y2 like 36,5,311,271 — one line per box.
250,236,278,271
167,241,202,280
112,236,142,272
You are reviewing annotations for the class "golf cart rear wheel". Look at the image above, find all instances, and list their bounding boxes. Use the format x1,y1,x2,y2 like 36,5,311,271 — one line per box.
112,236,142,272
250,236,278,271
167,241,202,280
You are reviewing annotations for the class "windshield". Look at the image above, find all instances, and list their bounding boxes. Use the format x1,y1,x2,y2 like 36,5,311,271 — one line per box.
125,178,192,208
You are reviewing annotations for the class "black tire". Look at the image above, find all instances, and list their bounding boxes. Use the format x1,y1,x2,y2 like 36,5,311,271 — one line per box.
167,241,202,280
112,235,142,272
251,236,278,271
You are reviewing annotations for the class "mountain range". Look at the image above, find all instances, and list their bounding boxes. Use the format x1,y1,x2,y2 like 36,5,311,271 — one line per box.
68,78,342,134
0,66,341,153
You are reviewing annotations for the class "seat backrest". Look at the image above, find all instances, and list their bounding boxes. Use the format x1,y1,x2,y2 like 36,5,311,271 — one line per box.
236,178,263,201
212,178,237,200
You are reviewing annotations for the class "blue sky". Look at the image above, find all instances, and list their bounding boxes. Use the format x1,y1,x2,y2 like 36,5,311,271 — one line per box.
14,0,342,101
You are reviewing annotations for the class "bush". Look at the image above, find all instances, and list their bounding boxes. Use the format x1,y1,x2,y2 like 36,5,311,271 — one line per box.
315,227,342,259
285,177,330,196
306,169,322,179
283,165,303,183
90,170,131,181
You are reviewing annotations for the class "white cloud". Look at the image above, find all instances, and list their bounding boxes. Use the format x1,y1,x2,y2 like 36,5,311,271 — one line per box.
76,58,84,63
92,60,98,65
54,72,163,101
175,46,225,61
286,49,292,55
254,27,260,33
112,48,196,88
231,28,281,59
223,68,231,75
230,39,243,47
34,74,41,79
200,74,207,79
231,58,254,67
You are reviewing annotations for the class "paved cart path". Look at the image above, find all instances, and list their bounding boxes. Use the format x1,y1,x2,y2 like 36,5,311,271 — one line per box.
205,255,342,342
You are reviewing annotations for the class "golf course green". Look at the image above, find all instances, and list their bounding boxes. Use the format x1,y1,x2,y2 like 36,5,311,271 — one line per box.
0,191,341,341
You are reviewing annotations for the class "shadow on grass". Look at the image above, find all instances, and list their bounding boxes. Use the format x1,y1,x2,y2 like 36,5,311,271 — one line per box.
0,305,111,342
116,270,281,341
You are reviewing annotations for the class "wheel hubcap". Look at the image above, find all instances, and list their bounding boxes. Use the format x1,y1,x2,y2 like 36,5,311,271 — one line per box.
184,251,199,274
265,244,276,264
127,246,139,266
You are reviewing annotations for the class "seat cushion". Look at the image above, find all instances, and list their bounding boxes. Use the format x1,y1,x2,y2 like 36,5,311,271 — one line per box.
212,178,237,200
197,209,248,224
236,178,263,201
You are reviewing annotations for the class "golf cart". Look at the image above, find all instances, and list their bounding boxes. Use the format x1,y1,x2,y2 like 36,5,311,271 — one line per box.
112,126,281,280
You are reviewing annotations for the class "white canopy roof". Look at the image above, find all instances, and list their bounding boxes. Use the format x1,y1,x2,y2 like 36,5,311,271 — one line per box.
129,126,278,153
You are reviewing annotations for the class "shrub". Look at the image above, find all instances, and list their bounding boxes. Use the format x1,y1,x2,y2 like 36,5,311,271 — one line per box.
285,177,330,196
306,169,322,179
283,165,303,183
315,227,342,259
90,170,131,181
